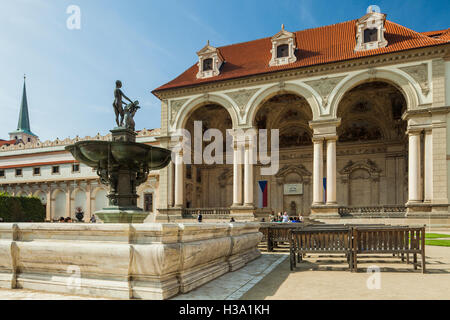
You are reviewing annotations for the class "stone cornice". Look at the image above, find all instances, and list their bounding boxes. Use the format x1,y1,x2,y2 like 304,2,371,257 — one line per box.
402,106,450,120
153,44,449,100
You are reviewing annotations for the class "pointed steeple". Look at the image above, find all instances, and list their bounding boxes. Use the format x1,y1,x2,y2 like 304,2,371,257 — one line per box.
17,75,32,133
9,75,37,142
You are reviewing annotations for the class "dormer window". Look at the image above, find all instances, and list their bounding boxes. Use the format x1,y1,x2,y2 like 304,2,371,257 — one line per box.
196,41,224,79
355,6,388,51
269,24,297,67
277,44,289,58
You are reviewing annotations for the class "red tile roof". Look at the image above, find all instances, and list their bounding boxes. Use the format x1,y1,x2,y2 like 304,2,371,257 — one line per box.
439,29,450,41
153,20,448,95
0,140,16,147
421,29,448,37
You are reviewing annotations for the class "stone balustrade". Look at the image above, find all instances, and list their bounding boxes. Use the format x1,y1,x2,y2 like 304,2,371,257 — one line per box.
0,222,262,299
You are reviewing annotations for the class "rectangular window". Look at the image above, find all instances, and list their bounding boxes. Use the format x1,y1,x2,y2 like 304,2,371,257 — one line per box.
203,58,213,71
144,193,153,212
364,28,378,43
0,170,5,178
52,166,60,174
277,44,289,58
33,167,40,175
15,169,22,176
72,164,80,173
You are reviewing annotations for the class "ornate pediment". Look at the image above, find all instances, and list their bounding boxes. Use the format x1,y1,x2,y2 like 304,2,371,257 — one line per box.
169,99,188,126
399,63,429,96
225,88,259,118
276,164,311,178
305,76,345,107
340,159,381,175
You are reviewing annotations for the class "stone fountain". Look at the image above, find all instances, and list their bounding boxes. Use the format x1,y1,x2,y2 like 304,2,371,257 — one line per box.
0,81,262,300
65,80,171,223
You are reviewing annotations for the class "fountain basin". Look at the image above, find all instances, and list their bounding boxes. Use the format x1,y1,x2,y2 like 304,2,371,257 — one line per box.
65,140,171,171
0,222,262,299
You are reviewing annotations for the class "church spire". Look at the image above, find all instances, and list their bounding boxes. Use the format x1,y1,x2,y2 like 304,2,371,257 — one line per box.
9,75,37,142
17,75,32,133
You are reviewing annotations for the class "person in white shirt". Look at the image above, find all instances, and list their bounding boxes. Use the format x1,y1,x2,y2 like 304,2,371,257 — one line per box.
282,212,289,223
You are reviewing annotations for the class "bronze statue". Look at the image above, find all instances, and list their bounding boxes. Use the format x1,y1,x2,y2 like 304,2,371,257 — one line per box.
123,100,140,131
113,80,133,127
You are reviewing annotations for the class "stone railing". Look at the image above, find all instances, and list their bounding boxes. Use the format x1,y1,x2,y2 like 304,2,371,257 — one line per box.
0,128,159,152
182,208,231,217
338,206,406,216
0,222,261,299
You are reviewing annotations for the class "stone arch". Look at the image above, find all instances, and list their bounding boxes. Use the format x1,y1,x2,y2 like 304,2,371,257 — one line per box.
72,188,87,213
330,69,420,118
174,94,239,130
93,187,108,212
51,189,66,220
246,83,320,125
34,190,47,204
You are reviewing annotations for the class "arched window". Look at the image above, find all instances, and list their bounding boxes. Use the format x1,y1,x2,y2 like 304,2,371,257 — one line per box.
277,44,289,58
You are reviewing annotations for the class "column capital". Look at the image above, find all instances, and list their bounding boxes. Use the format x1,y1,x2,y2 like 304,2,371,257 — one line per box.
406,128,423,136
312,136,324,144
325,135,338,142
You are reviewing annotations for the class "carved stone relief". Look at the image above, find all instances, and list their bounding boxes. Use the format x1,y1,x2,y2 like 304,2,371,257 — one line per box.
170,99,188,126
305,76,345,107
399,63,429,96
225,88,259,118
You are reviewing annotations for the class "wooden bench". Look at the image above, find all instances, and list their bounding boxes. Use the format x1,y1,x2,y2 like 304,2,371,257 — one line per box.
352,226,426,273
290,227,353,271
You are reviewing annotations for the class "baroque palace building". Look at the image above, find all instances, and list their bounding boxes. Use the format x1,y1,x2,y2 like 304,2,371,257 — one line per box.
151,9,450,222
1,9,450,223
0,78,161,221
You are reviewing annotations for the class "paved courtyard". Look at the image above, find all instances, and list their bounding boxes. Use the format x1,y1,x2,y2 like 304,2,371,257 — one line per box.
0,245,449,300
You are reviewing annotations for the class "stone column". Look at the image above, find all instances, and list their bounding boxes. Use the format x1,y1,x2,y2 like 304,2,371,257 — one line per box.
46,185,52,221
244,142,254,207
408,130,422,203
174,151,184,208
232,142,243,206
85,182,92,222
65,184,72,218
424,129,433,203
326,137,337,205
168,161,175,207
312,138,324,205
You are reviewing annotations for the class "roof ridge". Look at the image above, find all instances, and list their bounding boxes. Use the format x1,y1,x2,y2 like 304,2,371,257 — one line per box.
386,20,448,44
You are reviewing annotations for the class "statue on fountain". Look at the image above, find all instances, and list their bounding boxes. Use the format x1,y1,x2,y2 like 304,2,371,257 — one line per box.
113,80,139,129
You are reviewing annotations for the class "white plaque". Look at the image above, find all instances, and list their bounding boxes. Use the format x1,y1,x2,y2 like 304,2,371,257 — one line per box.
284,183,303,195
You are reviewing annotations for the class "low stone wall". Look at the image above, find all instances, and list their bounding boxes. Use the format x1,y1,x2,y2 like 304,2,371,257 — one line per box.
0,222,262,299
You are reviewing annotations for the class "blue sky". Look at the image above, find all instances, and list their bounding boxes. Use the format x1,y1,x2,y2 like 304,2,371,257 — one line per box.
0,0,448,141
